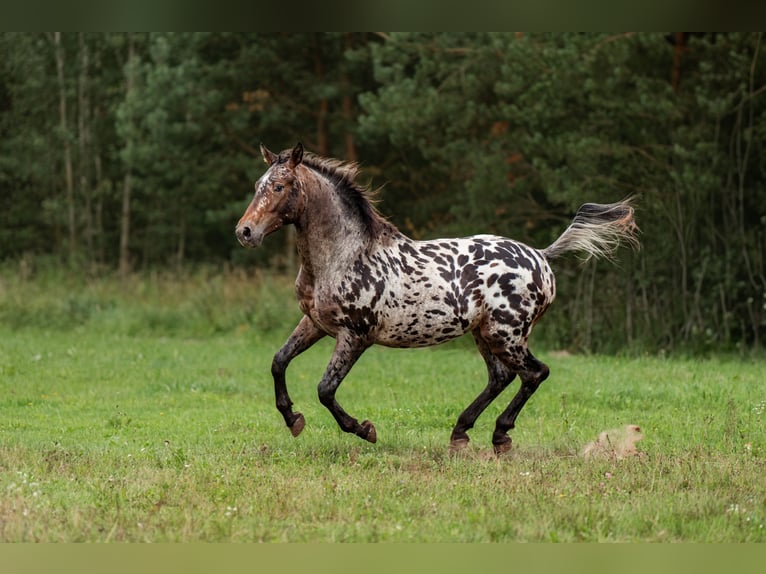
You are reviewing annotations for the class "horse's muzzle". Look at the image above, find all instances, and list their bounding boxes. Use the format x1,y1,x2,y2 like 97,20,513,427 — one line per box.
235,223,264,248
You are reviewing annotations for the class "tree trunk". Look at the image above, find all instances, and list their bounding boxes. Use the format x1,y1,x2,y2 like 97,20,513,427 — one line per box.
313,34,329,156
119,33,135,277
119,172,132,275
342,33,357,162
176,213,186,269
53,32,76,259
671,32,687,93
78,32,94,263
94,150,105,265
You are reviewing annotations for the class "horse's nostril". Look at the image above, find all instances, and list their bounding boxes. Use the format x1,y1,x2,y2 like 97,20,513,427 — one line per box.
242,226,251,238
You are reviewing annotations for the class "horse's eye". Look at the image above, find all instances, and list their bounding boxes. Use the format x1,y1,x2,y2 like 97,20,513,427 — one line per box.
275,184,284,192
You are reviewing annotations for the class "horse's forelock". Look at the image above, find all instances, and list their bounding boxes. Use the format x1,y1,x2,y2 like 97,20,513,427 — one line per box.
276,149,293,165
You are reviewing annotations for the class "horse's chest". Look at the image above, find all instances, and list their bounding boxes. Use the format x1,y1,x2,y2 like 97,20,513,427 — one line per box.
298,261,388,338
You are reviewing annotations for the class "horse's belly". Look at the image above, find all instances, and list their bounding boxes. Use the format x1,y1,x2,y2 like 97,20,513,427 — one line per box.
375,310,479,348
374,284,484,348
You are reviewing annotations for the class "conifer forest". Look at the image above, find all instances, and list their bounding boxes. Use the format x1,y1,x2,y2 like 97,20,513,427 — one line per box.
1,33,765,353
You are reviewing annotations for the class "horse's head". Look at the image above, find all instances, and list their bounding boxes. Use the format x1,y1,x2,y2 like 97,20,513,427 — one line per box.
236,142,306,248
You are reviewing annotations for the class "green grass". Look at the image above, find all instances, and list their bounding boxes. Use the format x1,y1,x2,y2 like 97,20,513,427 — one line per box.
1,268,765,541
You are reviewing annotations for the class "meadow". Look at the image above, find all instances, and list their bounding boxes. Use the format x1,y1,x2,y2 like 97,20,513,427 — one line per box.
0,267,765,542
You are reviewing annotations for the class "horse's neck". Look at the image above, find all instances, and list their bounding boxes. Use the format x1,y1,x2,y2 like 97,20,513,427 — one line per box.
295,183,369,277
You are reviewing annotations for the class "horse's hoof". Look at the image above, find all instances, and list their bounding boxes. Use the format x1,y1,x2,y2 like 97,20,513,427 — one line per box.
449,437,470,455
289,413,305,437
361,420,377,443
493,435,512,456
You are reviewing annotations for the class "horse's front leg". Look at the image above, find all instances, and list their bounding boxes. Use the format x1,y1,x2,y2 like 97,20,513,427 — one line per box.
272,315,326,437
317,333,376,443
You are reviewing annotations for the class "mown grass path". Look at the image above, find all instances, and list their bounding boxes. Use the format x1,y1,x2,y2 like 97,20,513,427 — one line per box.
1,327,764,541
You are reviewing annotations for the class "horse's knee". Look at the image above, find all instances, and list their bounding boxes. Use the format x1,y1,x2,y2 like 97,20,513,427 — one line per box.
271,354,286,378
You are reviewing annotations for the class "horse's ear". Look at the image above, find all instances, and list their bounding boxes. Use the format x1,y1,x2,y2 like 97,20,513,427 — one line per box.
260,143,277,166
288,142,304,168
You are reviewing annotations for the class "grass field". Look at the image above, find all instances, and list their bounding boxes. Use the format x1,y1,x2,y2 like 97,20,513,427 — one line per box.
1,269,765,542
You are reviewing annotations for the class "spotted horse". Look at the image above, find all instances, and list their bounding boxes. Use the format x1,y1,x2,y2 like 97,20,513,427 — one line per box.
236,143,639,455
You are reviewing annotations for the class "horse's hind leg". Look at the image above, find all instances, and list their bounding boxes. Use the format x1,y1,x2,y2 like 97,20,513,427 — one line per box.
492,349,550,455
450,331,516,453
272,316,326,437
317,333,376,443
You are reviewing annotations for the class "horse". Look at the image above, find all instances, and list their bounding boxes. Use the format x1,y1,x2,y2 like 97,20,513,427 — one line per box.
235,142,639,454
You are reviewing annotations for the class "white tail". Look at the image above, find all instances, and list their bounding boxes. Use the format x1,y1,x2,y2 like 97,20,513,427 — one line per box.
542,199,640,261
